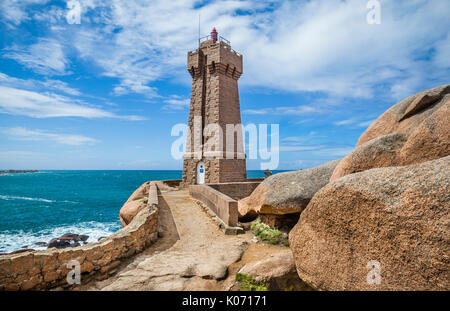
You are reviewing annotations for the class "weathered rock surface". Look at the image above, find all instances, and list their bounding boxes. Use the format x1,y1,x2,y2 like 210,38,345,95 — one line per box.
357,84,450,146
238,159,340,217
330,133,408,181
96,190,249,291
290,156,450,290
119,182,150,227
399,103,450,165
237,250,312,290
332,85,449,180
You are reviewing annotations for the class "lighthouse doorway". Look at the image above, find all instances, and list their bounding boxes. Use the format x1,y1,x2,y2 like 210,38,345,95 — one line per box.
197,162,205,184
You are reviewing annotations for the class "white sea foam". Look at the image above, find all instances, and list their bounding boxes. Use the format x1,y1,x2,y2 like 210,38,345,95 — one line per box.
0,195,55,203
0,221,121,254
0,195,78,204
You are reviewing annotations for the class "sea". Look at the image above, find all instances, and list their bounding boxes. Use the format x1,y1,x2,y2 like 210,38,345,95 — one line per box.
0,170,278,253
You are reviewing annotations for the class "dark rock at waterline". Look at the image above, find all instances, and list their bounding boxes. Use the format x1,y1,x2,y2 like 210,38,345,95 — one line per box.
60,233,80,241
79,235,89,242
48,238,71,249
97,236,107,242
47,233,90,249
35,241,48,247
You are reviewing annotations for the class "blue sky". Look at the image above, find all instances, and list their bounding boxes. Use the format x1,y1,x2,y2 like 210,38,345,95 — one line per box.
0,0,449,170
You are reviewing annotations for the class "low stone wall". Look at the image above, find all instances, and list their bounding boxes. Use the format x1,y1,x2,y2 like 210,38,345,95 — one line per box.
208,181,261,200
159,179,181,188
0,182,160,291
189,184,239,227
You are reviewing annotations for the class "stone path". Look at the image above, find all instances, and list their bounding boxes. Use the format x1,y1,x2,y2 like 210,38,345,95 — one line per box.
85,189,250,291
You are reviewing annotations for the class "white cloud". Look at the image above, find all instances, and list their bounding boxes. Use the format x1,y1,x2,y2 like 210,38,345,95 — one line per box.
3,0,450,100
333,117,377,128
280,142,353,157
113,79,159,97
244,104,322,115
0,72,80,96
162,97,190,111
334,119,354,126
280,145,324,152
41,79,81,96
282,136,307,143
69,0,449,99
357,119,376,128
242,109,268,115
0,0,49,26
4,38,69,75
0,85,144,119
433,33,450,69
3,127,99,146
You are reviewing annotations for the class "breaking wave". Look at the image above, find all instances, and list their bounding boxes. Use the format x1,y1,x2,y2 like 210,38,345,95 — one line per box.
0,195,55,203
0,195,78,204
0,221,121,254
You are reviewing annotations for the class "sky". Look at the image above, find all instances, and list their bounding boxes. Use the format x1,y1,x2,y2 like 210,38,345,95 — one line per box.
0,0,449,170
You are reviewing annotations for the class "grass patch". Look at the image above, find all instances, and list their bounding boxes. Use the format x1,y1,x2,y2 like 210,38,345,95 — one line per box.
251,218,289,246
235,273,268,291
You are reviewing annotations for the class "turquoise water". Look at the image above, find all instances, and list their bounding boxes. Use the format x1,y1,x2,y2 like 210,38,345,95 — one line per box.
0,170,271,253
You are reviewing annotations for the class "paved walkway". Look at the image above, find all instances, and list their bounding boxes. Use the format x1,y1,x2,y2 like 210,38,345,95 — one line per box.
86,189,250,290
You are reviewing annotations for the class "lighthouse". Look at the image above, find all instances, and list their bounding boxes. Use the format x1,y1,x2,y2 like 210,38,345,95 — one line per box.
182,28,246,186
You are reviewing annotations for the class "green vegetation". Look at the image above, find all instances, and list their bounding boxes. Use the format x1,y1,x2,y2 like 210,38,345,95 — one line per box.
251,218,289,246
132,196,144,201
235,273,268,291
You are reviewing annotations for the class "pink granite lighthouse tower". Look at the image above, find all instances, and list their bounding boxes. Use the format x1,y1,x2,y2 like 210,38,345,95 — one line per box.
182,28,246,186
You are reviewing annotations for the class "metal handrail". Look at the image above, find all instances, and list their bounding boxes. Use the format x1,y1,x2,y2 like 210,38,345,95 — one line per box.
219,36,230,45
198,34,231,46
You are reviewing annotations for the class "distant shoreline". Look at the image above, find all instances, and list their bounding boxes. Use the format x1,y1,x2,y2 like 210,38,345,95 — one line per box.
0,170,38,175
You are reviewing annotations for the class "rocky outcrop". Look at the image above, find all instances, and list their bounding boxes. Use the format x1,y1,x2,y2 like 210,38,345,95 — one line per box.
47,233,89,249
238,159,340,217
0,182,160,291
236,251,312,291
289,156,450,291
330,133,408,181
357,84,450,146
0,202,159,290
398,103,450,165
119,182,150,227
100,190,248,291
332,85,449,180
